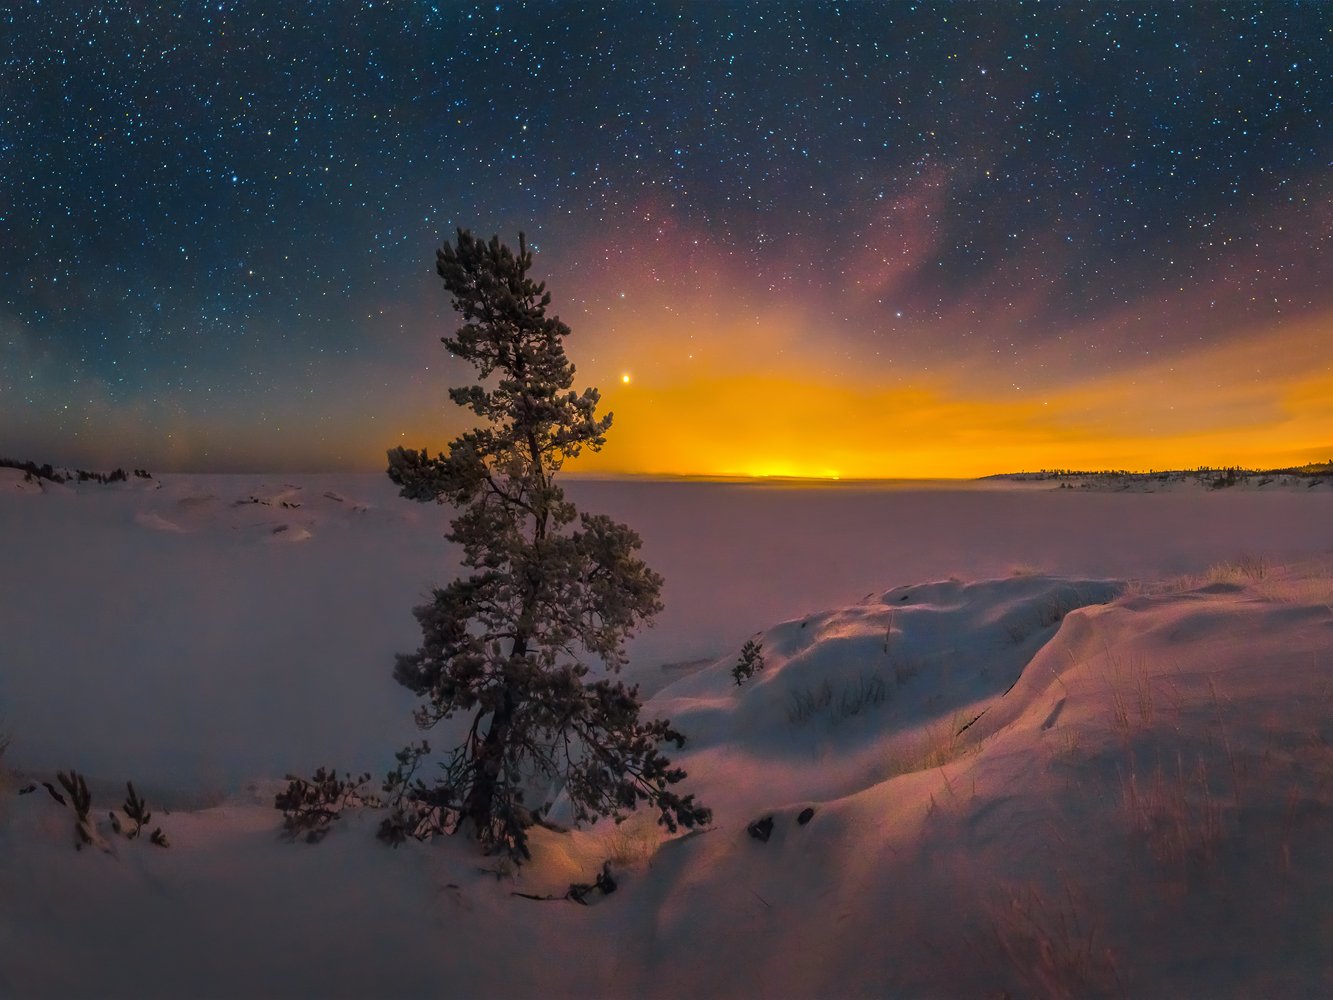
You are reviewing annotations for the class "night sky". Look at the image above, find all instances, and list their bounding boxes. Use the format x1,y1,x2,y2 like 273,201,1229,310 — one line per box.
5,2,1332,477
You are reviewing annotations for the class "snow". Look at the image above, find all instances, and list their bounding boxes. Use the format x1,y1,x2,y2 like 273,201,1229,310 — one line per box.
3,472,1333,997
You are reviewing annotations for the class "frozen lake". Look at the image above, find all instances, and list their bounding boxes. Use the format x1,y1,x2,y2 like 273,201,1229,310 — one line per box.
4,472,1332,787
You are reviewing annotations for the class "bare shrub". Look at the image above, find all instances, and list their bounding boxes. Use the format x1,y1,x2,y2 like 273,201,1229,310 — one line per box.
838,673,888,716
786,679,834,724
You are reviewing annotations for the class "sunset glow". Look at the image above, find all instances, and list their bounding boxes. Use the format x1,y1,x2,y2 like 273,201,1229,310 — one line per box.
561,305,1333,479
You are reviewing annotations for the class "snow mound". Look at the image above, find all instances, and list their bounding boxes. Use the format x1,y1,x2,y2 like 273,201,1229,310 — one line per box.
1,467,47,494
0,467,75,494
612,560,1333,997
648,575,1119,812
134,510,188,533
127,477,387,544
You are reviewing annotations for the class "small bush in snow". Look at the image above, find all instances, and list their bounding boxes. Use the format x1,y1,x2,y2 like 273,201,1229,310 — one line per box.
56,770,98,849
120,782,151,837
787,680,835,724
122,782,150,836
111,781,171,847
20,769,171,850
274,768,376,843
731,639,766,686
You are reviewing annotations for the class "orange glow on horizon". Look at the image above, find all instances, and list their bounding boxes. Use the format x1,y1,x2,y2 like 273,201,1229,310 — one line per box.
369,276,1333,481
555,310,1333,479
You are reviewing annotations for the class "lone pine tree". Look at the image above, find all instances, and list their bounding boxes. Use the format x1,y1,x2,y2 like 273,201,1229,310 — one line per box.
385,230,710,861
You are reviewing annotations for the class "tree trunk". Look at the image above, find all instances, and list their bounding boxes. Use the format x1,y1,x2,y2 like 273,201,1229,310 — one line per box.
467,420,546,850
464,634,525,847
465,688,513,845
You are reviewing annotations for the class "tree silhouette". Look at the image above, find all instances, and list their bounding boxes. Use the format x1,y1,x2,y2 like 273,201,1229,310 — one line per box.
384,230,709,861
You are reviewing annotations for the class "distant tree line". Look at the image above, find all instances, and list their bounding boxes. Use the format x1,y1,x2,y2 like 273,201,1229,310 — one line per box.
1011,463,1331,482
1,457,152,484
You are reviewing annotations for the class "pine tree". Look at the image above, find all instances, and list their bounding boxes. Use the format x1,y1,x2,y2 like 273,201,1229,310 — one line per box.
731,638,766,686
385,229,710,861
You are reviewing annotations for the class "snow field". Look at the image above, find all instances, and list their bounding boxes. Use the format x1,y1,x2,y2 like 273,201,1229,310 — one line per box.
3,473,1333,996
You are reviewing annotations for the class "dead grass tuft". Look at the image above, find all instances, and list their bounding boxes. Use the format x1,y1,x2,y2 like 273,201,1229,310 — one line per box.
989,879,1123,999
1120,752,1226,872
600,810,662,868
1105,653,1156,733
786,672,890,725
1203,554,1270,585
889,713,980,776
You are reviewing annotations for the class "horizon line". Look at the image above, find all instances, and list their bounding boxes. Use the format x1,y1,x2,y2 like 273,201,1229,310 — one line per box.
7,457,1331,484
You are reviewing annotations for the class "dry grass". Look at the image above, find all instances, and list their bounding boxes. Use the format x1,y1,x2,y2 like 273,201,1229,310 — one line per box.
888,712,979,777
1120,752,1226,872
1251,567,1333,607
786,672,890,725
1116,577,1153,600
1104,653,1156,733
1006,590,1090,645
1051,723,1081,757
1123,554,1280,600
1204,553,1270,584
600,810,662,868
989,879,1123,999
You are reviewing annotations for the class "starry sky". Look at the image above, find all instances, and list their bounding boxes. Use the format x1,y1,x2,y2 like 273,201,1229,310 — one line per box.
5,2,1332,477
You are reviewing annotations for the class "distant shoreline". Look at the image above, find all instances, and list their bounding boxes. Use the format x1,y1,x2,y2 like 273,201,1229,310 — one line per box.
5,455,1331,490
